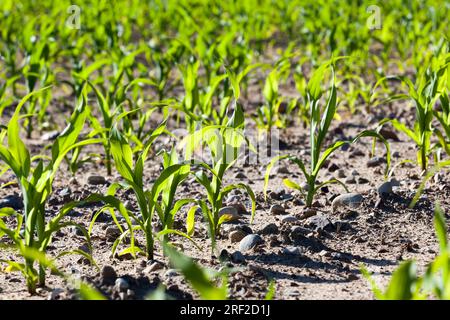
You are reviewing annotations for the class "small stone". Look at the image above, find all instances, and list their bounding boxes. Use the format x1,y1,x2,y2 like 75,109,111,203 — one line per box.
358,177,370,184
218,206,241,222
281,215,298,224
101,265,117,284
259,223,279,235
282,246,303,256
276,166,290,174
290,226,310,240
305,214,334,232
332,193,364,212
367,157,384,167
145,261,164,273
87,175,107,185
298,208,317,219
379,127,399,141
72,226,84,236
328,163,339,172
319,250,330,257
0,194,23,210
105,226,121,242
41,130,59,141
231,251,246,264
378,178,400,196
114,278,129,292
345,176,356,184
270,204,285,215
234,172,247,179
165,269,179,277
229,230,246,243
78,243,91,254
337,169,346,178
47,288,64,300
229,203,248,215
239,234,264,252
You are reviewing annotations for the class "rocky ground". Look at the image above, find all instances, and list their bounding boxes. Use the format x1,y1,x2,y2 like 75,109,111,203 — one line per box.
1,86,449,300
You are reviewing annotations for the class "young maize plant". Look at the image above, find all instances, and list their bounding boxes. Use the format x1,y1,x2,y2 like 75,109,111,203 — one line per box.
375,53,449,172
181,104,256,250
0,87,100,293
89,121,195,260
265,59,390,207
255,58,291,133
362,203,450,300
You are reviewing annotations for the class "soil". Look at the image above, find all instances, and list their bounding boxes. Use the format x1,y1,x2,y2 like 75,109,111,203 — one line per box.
1,74,449,300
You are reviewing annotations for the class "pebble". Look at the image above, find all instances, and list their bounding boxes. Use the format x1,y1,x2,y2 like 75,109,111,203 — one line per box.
239,234,264,252
332,193,364,212
47,288,64,300
259,223,279,235
115,278,129,292
358,177,369,184
345,176,356,184
218,206,241,222
231,251,246,264
269,204,285,215
78,243,91,254
101,265,117,284
281,215,299,224
304,214,334,232
337,169,346,178
105,226,121,242
298,208,317,219
367,157,384,167
229,203,248,215
229,230,247,243
145,261,164,273
290,226,310,240
165,269,179,277
276,166,290,174
328,163,339,172
378,178,401,196
41,130,59,141
87,175,107,185
0,194,23,210
282,246,303,256
234,172,247,179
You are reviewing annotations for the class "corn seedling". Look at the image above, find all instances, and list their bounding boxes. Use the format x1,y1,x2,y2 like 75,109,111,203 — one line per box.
0,88,100,293
182,104,256,250
89,122,195,260
375,55,449,172
164,242,228,300
265,60,390,207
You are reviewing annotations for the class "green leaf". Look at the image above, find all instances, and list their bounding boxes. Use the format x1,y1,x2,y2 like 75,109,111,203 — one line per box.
163,243,228,300
434,203,448,252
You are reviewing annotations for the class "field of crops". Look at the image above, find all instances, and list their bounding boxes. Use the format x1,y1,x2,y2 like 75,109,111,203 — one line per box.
0,0,450,301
